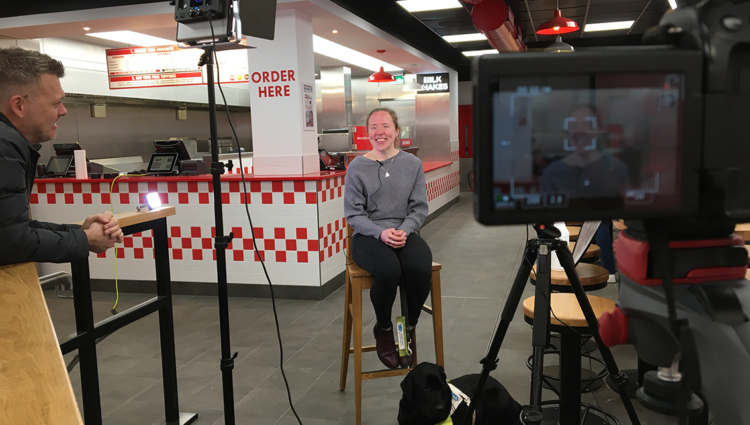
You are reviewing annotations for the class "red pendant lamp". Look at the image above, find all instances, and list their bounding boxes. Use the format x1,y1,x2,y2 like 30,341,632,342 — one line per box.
536,0,579,35
368,50,396,83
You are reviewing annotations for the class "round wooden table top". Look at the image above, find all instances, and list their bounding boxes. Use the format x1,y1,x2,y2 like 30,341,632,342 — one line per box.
532,262,609,286
567,226,580,241
736,224,750,241
523,293,616,328
566,221,584,226
746,245,750,262
569,242,600,259
613,220,627,231
746,267,750,280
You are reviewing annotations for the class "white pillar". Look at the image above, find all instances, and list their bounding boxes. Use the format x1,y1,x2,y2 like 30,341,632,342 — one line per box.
246,9,319,175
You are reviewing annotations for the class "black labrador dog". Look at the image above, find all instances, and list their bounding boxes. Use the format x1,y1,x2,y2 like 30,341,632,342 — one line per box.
398,362,522,425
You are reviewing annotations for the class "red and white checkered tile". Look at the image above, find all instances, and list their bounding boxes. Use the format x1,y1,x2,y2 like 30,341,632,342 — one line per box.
95,225,320,264
451,150,459,163
318,176,345,203
427,171,460,202
30,180,318,206
319,218,346,262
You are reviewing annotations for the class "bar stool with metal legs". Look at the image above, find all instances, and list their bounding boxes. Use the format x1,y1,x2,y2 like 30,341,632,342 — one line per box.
529,263,610,393
339,224,445,425
523,293,620,425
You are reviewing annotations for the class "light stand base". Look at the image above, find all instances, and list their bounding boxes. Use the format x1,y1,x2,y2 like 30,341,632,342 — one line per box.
162,412,198,425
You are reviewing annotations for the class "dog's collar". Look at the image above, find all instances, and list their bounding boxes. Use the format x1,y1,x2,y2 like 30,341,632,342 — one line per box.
443,383,475,425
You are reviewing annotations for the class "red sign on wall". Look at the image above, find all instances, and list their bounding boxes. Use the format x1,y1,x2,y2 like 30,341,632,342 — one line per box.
400,138,413,147
352,126,372,151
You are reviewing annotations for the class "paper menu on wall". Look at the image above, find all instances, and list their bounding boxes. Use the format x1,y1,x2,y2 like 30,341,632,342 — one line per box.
105,45,249,89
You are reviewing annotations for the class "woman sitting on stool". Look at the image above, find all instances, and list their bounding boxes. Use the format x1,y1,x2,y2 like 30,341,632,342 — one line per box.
344,107,432,369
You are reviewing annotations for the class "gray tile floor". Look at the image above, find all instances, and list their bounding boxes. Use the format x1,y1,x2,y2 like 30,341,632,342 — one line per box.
46,193,650,425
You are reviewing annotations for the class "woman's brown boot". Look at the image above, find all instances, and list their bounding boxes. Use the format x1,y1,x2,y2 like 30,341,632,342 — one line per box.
373,323,399,369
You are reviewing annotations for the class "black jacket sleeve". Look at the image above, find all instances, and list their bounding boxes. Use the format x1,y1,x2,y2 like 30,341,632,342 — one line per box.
0,152,89,265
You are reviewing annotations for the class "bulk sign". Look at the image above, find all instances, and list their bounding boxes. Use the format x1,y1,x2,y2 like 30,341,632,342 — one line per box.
416,73,450,93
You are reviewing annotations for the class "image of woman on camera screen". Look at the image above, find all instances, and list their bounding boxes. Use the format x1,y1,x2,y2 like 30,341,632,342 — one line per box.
539,104,630,205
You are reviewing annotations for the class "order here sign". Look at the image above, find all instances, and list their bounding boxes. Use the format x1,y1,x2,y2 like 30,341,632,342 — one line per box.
251,69,296,98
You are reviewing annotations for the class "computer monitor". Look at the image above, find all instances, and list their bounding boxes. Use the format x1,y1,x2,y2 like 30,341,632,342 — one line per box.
154,140,191,162
53,143,81,157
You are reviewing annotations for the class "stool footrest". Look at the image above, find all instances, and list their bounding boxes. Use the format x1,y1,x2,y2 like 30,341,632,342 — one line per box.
362,369,410,380
348,345,378,354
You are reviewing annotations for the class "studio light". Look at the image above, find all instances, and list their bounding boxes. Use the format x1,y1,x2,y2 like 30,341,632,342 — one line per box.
146,193,163,210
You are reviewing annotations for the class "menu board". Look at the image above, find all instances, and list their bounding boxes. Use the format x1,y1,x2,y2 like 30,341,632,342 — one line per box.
106,45,249,89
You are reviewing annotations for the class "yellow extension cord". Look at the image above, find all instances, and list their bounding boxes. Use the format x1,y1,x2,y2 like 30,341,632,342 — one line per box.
108,174,146,311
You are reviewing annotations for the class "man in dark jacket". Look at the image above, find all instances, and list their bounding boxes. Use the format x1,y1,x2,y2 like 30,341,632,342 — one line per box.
0,47,123,266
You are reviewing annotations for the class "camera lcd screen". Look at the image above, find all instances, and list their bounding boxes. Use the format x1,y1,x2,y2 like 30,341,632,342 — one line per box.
491,72,685,215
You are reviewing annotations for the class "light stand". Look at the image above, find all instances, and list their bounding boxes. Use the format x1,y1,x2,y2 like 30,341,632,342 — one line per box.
199,46,238,425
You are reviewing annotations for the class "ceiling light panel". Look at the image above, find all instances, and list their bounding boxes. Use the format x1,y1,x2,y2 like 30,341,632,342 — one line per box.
668,0,677,8
397,0,463,12
443,33,487,43
86,31,177,47
462,49,498,57
312,36,402,73
583,21,635,32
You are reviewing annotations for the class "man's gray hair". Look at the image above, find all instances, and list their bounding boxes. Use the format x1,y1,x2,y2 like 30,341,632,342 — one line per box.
0,47,65,93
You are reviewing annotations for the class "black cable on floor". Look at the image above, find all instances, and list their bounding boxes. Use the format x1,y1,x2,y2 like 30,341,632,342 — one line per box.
208,15,303,424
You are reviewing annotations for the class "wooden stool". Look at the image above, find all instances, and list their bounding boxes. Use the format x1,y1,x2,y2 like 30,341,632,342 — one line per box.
339,224,444,425
569,241,601,263
613,219,627,232
567,225,581,241
0,263,83,425
531,263,610,292
735,223,750,241
523,294,617,425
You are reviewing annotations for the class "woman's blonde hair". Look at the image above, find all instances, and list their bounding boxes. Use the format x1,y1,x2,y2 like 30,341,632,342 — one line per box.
366,107,401,149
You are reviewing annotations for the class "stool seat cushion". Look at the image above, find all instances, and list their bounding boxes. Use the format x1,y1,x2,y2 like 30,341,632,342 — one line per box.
532,263,609,287
522,294,615,328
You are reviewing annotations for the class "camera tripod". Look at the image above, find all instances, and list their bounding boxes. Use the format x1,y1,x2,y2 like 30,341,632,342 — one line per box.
460,223,641,425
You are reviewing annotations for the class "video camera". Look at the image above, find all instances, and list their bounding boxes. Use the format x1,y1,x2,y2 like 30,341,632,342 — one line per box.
472,1,750,424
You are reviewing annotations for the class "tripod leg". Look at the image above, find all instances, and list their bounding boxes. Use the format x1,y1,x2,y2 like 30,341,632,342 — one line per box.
556,241,642,425
460,241,538,425
530,242,553,410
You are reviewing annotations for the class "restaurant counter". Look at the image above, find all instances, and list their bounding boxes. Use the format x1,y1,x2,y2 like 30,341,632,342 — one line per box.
30,151,460,300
